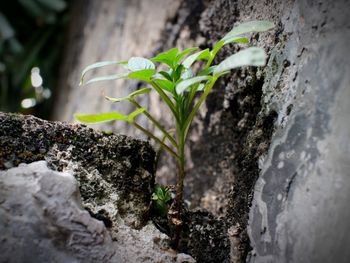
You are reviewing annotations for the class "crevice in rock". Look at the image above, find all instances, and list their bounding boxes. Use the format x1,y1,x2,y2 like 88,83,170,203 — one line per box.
147,0,279,262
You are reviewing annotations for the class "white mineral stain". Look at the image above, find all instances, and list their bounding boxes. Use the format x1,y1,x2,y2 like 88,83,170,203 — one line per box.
278,161,284,169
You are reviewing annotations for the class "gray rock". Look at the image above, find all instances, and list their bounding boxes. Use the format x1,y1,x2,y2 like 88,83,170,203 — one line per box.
6,0,349,262
0,161,195,263
0,112,155,229
0,161,114,263
247,1,350,263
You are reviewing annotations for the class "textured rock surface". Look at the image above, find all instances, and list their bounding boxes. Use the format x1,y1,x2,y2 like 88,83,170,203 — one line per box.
152,1,350,262
0,161,195,263
0,112,155,229
51,0,350,262
247,1,350,263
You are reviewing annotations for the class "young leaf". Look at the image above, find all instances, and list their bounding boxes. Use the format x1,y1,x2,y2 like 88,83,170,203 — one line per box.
74,112,128,123
126,57,155,71
128,87,152,98
80,60,127,85
127,108,146,122
223,20,274,40
173,64,185,82
199,66,217,76
128,69,156,81
151,48,179,68
182,49,210,68
197,83,205,91
212,36,249,55
213,47,266,74
176,76,212,95
84,73,129,85
181,68,193,80
105,87,152,102
153,79,175,93
208,37,249,68
74,108,145,124
223,36,249,45
158,70,173,81
174,47,199,65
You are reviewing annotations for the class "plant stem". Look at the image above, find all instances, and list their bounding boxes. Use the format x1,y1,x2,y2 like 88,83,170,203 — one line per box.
132,122,179,159
183,77,218,140
130,100,178,148
150,81,178,121
170,122,186,248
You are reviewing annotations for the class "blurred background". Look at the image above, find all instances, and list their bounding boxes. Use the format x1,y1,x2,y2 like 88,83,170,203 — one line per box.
0,0,70,119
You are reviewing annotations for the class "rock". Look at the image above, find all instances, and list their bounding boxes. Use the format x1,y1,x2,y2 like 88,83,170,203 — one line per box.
5,0,349,262
179,211,230,263
0,161,115,263
246,1,350,263
0,161,195,263
0,112,155,229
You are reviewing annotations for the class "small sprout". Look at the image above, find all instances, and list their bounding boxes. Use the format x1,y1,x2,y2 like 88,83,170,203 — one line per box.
152,185,172,216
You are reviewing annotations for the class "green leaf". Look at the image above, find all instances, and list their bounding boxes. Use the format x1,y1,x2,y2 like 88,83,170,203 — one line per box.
84,73,129,85
199,66,217,76
74,112,128,123
213,37,249,53
158,71,172,81
223,20,274,40
129,87,152,98
173,64,185,82
128,69,156,81
126,57,155,71
213,47,266,74
211,37,249,62
127,108,146,122
176,76,212,94
153,79,175,93
151,48,179,68
223,36,249,45
105,87,152,102
74,108,145,124
182,49,210,68
105,95,129,103
181,68,193,80
80,60,127,85
151,193,159,200
153,185,171,202
174,47,199,65
197,83,205,91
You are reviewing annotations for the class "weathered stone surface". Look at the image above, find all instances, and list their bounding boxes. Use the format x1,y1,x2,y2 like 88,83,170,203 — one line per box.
0,161,114,263
50,0,350,262
0,161,195,263
247,1,350,263
159,1,350,262
0,112,155,229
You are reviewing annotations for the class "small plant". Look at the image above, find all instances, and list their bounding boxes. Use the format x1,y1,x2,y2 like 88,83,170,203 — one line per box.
75,20,274,246
151,185,172,217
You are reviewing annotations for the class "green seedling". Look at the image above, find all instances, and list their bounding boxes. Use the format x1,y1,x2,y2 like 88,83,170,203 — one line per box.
74,20,274,246
152,185,172,217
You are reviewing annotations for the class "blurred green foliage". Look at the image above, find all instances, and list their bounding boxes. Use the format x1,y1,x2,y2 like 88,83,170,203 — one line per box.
0,0,70,118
